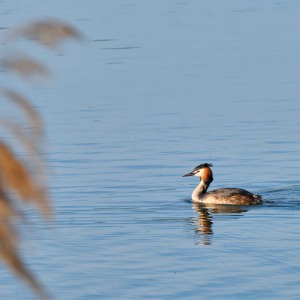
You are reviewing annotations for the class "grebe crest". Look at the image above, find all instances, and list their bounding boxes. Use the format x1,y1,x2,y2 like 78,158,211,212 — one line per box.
183,163,262,205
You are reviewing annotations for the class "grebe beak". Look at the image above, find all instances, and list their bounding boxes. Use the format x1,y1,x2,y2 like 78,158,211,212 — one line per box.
182,171,194,177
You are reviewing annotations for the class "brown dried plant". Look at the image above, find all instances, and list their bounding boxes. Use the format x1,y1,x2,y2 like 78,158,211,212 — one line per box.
0,19,81,299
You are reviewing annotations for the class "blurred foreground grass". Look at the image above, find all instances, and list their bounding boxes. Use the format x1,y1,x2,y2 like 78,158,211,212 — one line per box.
0,19,81,299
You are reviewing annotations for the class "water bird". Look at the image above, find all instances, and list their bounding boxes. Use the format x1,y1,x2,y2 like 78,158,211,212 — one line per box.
183,163,262,205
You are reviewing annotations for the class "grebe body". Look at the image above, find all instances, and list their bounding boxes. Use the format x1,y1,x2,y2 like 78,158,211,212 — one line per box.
183,163,262,205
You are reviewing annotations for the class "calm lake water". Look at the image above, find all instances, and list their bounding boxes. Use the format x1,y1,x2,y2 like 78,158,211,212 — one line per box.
1,1,300,299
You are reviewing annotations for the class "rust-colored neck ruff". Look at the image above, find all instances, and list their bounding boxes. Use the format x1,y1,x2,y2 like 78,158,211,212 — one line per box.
200,167,213,185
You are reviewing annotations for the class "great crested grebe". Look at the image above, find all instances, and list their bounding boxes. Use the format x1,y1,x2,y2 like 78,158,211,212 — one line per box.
183,163,262,205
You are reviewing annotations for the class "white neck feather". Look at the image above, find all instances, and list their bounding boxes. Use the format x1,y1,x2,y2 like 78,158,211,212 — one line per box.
192,180,210,201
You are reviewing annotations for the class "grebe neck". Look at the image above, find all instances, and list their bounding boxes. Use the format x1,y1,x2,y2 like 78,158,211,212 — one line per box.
192,180,211,199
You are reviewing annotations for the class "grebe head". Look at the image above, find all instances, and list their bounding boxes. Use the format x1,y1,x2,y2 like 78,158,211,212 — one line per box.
183,163,214,183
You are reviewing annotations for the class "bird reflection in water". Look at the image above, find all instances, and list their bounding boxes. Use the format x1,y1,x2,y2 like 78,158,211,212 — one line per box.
192,203,248,246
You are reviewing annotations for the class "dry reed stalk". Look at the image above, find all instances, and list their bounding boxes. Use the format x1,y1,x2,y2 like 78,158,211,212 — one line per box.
6,19,82,50
0,19,80,299
0,142,50,215
0,142,50,300
2,89,44,139
1,54,51,80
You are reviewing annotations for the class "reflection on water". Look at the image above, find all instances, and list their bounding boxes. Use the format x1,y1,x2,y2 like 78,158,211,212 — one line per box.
192,203,248,245
191,185,300,246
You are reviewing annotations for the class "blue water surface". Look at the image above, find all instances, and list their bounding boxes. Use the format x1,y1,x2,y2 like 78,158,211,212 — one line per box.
0,1,300,299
